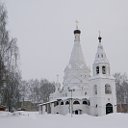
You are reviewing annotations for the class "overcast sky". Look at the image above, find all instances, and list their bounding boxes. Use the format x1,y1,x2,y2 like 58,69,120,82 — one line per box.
3,0,128,83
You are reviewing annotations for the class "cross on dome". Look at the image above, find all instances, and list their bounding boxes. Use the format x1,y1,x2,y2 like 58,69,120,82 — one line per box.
75,20,79,30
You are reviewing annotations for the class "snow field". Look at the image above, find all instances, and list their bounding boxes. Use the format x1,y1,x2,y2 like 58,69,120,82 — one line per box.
0,112,127,128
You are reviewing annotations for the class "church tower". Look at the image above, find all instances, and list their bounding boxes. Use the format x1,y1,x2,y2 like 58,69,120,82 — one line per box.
63,24,90,97
89,33,117,116
39,26,117,116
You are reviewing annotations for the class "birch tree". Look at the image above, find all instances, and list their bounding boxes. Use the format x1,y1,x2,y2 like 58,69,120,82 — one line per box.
0,3,21,111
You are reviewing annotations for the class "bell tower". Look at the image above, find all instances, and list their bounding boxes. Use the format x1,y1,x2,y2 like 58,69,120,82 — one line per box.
89,33,117,116
93,32,110,76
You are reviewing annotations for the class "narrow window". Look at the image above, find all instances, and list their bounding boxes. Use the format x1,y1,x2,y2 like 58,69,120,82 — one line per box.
96,66,99,74
105,84,112,94
102,66,106,74
94,85,97,95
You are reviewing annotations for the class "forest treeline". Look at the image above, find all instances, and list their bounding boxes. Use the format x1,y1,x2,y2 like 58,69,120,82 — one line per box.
0,3,55,111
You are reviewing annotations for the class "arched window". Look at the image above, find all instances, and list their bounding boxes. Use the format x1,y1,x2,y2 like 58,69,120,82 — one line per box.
96,66,99,74
105,84,112,94
73,100,80,104
83,101,87,105
60,101,64,105
85,92,87,95
94,85,97,95
65,100,69,105
102,66,106,74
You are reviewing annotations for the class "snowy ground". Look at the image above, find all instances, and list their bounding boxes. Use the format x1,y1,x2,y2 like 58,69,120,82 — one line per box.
0,111,127,128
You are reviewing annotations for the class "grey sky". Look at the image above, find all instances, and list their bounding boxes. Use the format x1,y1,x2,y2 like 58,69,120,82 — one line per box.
4,0,128,82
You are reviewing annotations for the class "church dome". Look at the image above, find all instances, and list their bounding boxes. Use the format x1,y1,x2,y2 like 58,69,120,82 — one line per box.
74,29,81,34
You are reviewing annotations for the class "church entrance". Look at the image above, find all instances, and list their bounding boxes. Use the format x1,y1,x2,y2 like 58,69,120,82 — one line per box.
74,110,82,115
106,103,113,114
75,110,78,115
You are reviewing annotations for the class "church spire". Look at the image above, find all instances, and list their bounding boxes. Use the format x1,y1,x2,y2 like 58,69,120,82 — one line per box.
68,22,86,68
93,33,110,76
63,24,90,87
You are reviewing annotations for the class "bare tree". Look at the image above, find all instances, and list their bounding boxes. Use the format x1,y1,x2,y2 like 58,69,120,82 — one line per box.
20,79,55,105
114,73,128,104
0,3,21,111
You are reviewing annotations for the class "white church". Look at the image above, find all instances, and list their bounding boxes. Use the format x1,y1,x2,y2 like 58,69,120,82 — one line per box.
39,25,117,116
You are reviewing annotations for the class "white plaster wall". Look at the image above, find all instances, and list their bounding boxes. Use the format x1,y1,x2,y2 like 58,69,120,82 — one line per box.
89,76,117,116
54,105,69,115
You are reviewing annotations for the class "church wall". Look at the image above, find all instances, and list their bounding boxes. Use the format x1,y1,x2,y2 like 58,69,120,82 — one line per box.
53,104,70,115
49,99,90,115
89,77,116,116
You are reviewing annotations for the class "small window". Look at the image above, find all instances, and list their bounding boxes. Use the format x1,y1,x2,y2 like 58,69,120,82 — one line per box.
105,84,112,94
101,54,103,58
60,101,64,105
96,66,99,74
102,66,106,74
65,100,69,105
73,101,80,104
83,101,87,105
94,85,97,95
